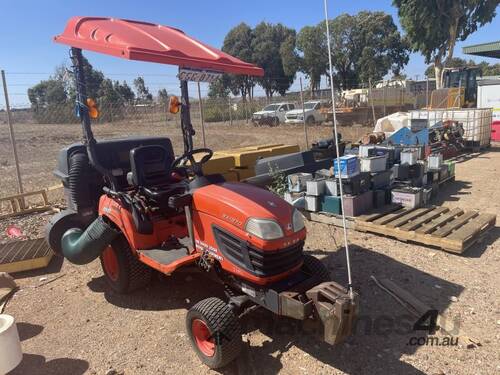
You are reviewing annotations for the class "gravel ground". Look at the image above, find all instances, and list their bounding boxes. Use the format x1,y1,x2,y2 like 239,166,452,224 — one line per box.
2,140,499,374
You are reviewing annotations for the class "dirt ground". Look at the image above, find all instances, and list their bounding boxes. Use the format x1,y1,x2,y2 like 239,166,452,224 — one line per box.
1,122,499,374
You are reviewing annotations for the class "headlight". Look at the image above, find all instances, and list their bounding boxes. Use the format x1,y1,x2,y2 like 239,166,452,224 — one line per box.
245,218,284,240
292,209,305,232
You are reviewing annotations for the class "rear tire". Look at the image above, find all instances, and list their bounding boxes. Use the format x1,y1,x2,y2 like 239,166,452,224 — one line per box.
302,254,330,282
186,297,242,369
99,236,152,293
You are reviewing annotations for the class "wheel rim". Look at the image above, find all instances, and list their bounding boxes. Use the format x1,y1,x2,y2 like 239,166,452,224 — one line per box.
192,319,215,357
102,246,119,282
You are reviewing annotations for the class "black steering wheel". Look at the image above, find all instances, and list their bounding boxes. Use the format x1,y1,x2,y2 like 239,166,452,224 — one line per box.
171,148,213,176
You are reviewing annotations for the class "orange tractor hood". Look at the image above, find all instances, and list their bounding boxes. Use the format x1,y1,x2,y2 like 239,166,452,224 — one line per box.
192,182,296,236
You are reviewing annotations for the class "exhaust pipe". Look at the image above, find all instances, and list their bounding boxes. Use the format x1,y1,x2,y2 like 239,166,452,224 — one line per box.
61,216,118,265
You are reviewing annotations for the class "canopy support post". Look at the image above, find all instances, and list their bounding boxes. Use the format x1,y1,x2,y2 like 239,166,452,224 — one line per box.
180,79,195,154
70,47,116,189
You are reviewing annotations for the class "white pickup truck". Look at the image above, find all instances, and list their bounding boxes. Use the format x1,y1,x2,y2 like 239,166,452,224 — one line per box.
285,100,326,125
252,102,295,126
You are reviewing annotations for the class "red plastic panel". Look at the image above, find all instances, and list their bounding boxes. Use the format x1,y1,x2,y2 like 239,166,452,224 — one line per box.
54,16,264,76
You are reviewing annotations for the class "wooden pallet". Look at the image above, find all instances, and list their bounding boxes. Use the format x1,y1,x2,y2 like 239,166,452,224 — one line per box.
0,184,62,220
0,238,54,273
355,205,496,254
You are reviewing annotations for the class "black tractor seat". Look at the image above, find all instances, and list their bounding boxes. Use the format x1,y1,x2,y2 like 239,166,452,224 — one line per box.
128,145,191,210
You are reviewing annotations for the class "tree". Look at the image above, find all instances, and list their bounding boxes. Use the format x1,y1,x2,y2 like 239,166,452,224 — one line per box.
208,75,231,98
28,79,67,107
98,79,122,105
114,81,135,103
296,25,328,95
394,0,498,88
133,76,153,102
480,62,500,76
322,12,409,89
221,23,256,100
425,57,470,77
251,22,297,97
157,88,169,104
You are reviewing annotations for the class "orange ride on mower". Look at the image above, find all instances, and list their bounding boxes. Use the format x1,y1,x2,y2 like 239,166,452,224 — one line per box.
45,17,358,368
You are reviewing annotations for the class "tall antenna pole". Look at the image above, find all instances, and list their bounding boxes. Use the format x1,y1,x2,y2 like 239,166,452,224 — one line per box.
323,0,353,298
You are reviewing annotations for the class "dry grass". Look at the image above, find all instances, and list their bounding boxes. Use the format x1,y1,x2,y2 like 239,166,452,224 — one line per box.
0,118,370,199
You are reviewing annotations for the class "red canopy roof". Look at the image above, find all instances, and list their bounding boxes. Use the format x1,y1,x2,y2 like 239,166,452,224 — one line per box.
54,16,264,77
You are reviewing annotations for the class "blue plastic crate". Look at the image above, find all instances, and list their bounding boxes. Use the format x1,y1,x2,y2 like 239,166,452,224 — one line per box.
333,155,359,178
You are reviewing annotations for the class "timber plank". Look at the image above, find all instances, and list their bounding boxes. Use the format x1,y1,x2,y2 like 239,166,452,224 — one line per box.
440,214,497,253
415,208,463,234
431,211,479,238
372,208,412,225
356,204,402,223
353,204,496,254
400,207,450,231
386,207,434,228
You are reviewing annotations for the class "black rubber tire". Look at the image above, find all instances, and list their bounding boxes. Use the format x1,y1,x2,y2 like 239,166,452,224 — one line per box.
272,117,280,126
186,297,242,369
306,116,315,125
45,210,83,256
99,236,152,294
302,254,330,282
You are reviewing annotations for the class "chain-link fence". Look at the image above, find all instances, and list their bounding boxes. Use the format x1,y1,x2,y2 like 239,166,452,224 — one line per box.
0,71,433,206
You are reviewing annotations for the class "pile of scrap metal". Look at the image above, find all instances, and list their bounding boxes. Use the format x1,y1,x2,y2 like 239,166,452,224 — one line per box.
245,136,345,188
428,120,465,158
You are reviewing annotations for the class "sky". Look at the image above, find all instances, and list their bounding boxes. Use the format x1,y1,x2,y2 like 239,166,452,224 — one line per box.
0,0,499,107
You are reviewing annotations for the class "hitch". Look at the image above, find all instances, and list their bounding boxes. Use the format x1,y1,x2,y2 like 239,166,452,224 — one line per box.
306,281,358,345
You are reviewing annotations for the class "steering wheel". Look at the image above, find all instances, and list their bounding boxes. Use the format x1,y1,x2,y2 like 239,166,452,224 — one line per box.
171,148,213,176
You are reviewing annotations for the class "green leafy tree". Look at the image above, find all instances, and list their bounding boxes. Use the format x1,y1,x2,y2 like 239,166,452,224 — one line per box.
133,76,153,103
251,22,297,97
114,81,135,103
394,0,498,88
222,23,256,100
296,25,328,95
208,75,231,98
322,12,409,89
28,80,67,107
157,88,169,104
480,62,500,76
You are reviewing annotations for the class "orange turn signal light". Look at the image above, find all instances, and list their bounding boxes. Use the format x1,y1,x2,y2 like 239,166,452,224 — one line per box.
86,98,99,119
169,96,181,114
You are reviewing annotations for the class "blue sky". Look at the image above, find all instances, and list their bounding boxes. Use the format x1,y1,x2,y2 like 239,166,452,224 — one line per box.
0,0,498,107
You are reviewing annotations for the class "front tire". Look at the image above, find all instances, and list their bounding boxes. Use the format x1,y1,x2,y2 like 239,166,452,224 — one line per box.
186,297,242,369
99,236,152,293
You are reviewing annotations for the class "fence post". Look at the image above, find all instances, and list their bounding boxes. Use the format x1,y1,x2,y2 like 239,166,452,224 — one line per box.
197,82,206,148
244,99,248,124
368,78,376,126
228,97,233,126
1,70,24,200
299,77,309,148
